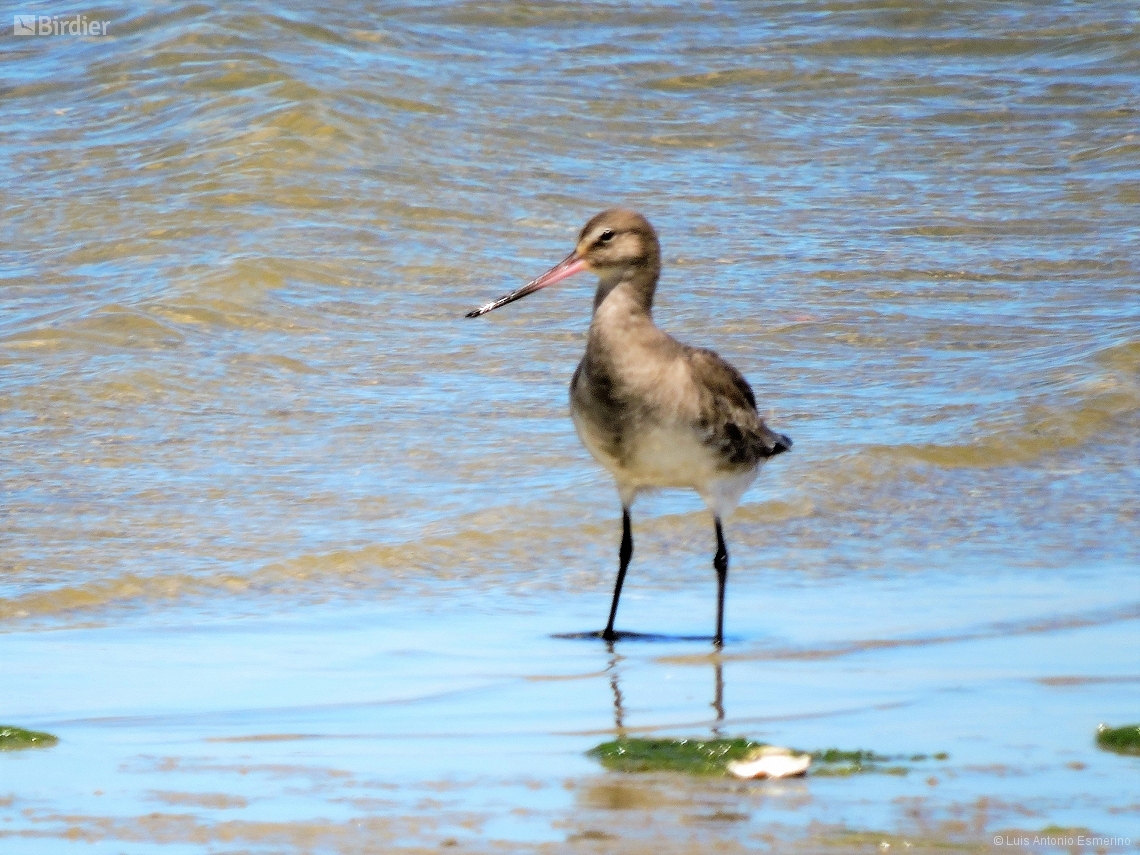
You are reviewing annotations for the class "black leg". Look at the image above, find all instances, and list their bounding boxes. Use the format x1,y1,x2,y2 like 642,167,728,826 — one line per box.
602,507,633,641
713,517,728,647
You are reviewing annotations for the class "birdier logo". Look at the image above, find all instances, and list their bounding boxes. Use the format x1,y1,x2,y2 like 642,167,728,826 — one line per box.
13,13,109,36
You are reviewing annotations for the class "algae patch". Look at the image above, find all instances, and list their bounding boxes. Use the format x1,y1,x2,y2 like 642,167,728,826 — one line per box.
0,725,58,751
588,737,764,775
1096,723,1140,756
810,748,947,777
587,738,949,777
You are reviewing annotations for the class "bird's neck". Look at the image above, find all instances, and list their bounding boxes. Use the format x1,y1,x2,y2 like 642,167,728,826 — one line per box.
591,262,659,318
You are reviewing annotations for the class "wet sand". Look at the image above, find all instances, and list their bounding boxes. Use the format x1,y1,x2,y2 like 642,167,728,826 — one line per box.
5,568,1139,852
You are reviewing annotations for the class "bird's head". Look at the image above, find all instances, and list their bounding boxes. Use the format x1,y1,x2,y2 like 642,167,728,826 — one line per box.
466,209,659,318
573,209,660,279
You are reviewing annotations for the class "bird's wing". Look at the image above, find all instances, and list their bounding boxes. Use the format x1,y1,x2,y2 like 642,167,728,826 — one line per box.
688,347,792,469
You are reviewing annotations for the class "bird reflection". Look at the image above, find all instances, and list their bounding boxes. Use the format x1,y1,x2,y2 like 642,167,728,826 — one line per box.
605,643,726,737
711,659,725,737
605,642,626,735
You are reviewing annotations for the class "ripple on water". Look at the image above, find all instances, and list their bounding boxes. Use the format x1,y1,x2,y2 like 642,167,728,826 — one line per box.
1,3,1139,849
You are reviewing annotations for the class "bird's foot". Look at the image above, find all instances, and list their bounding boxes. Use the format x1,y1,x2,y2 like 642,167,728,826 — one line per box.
551,629,721,642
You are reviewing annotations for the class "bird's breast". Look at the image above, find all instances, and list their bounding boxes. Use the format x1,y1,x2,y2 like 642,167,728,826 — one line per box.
570,362,738,492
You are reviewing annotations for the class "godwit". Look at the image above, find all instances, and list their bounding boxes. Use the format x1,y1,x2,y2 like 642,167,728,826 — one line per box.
467,210,791,646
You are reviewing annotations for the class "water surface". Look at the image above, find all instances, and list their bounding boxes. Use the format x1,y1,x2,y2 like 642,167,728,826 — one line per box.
2,1,1138,851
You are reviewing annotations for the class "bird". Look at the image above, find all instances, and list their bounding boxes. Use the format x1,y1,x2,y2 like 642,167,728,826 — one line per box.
467,209,791,646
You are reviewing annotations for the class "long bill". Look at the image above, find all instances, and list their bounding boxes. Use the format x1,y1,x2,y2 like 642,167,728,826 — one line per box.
466,252,588,318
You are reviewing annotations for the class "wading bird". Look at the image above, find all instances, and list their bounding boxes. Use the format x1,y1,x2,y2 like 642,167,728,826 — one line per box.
467,210,791,646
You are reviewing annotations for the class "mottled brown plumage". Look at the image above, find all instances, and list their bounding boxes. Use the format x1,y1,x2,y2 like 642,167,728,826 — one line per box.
468,209,791,645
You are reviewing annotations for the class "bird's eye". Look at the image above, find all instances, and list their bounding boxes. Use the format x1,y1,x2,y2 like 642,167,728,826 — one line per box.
598,229,615,243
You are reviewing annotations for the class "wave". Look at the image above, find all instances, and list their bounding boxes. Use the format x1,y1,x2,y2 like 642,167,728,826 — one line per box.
852,338,1140,469
658,601,1140,667
3,336,1136,626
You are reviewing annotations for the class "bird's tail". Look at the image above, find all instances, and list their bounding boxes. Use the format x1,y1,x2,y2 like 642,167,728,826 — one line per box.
761,428,793,458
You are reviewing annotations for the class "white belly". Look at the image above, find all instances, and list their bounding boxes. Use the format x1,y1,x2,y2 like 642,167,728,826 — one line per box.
571,409,759,516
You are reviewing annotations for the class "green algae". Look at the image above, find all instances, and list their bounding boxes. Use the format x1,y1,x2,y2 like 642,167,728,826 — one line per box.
1096,723,1140,756
810,747,948,776
813,748,893,765
0,725,58,751
587,738,949,777
588,737,764,775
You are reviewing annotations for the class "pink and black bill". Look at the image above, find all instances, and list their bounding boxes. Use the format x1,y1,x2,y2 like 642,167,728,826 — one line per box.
465,253,588,318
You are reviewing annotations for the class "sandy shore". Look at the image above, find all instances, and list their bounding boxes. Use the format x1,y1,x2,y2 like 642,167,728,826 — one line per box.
4,574,1138,853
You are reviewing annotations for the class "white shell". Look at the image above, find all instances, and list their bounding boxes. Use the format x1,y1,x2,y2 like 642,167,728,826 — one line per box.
726,746,811,779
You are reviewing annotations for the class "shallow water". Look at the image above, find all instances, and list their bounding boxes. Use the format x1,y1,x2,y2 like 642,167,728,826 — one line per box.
2,1,1139,851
